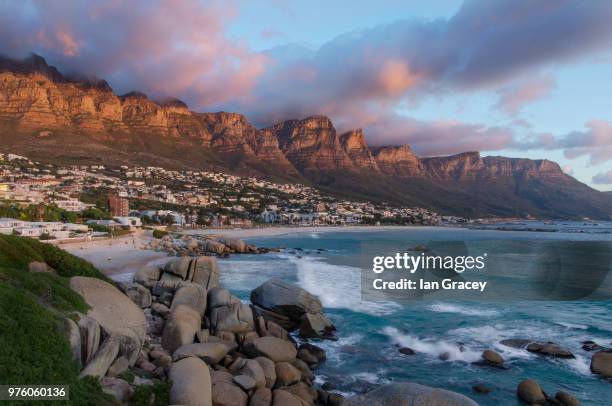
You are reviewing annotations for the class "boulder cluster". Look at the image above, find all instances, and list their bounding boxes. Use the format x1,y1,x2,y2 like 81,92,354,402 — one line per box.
146,234,278,257
72,254,343,405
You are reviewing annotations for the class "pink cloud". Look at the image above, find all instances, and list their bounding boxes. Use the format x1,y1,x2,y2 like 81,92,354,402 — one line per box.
494,74,556,115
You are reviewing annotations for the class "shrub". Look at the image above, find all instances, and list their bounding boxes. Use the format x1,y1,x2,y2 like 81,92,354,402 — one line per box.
152,229,169,239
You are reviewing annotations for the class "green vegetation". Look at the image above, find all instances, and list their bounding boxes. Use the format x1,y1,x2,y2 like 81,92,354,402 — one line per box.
152,229,169,239
0,235,114,405
131,381,171,406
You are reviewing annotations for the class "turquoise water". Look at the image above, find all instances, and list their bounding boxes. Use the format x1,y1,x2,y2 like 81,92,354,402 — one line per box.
218,224,612,405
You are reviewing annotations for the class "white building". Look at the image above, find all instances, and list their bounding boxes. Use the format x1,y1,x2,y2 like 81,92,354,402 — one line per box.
113,216,142,228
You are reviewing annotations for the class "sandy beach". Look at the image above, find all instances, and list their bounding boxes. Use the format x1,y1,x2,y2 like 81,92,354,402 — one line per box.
62,230,169,282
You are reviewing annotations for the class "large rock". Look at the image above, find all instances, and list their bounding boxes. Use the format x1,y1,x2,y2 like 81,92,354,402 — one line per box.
211,382,248,406
164,257,192,279
517,379,545,405
80,335,120,378
78,314,100,365
590,351,612,378
70,277,146,356
169,357,212,406
275,362,301,387
344,382,479,406
162,304,202,354
255,357,277,388
200,239,228,255
272,389,304,406
63,317,81,369
210,303,255,333
250,387,272,406
191,256,220,289
172,283,208,316
246,337,297,362
282,382,317,405
124,282,152,308
555,391,581,406
299,312,335,339
172,342,230,364
133,266,161,288
526,342,575,359
209,287,240,309
251,279,322,320
218,237,249,253
239,359,266,389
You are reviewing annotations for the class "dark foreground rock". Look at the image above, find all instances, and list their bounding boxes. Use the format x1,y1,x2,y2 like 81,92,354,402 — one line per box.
343,382,479,406
517,379,545,405
590,350,612,378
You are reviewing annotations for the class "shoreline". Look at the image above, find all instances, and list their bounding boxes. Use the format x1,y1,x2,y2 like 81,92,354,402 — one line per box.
177,224,449,239
63,230,169,282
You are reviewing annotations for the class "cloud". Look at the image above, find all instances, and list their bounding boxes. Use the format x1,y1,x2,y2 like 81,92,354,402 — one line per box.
1,0,612,157
592,170,612,185
0,0,267,105
494,74,556,115
518,120,612,165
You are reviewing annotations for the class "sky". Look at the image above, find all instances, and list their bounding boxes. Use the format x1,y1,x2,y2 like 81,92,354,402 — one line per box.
0,0,611,190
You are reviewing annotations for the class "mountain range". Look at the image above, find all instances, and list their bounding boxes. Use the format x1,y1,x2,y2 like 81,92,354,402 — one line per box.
1,54,610,219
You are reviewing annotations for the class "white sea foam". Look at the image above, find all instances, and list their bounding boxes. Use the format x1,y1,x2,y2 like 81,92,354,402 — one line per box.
555,321,589,330
383,326,482,363
427,303,500,317
288,255,402,316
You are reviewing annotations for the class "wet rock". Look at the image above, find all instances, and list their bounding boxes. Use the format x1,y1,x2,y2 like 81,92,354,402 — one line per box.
472,384,491,394
476,349,505,369
169,357,212,406
299,312,336,339
526,342,575,359
398,347,415,356
590,350,612,378
517,379,546,405
298,343,326,364
344,382,479,406
582,340,605,352
555,391,581,406
500,338,532,349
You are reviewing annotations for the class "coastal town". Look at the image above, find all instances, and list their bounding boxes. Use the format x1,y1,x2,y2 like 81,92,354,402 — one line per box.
0,152,464,241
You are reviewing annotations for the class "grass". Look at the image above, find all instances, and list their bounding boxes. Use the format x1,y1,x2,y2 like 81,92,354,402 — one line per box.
152,229,169,239
131,381,172,406
0,235,115,405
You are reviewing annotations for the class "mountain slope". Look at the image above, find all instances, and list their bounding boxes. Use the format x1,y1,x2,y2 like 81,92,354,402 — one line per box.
1,54,610,219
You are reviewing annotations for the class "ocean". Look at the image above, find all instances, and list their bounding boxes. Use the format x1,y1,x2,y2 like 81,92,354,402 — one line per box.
217,222,612,405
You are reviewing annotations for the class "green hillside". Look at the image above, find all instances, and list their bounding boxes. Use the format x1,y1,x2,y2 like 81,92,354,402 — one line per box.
0,235,113,405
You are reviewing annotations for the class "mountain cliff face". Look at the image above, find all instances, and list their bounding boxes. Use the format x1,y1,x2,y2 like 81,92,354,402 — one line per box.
1,54,610,219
